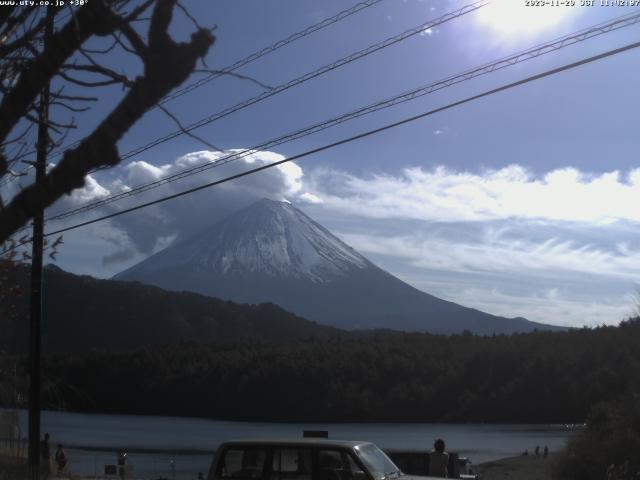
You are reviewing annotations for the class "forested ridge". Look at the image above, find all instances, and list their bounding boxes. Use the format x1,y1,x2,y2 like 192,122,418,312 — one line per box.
3,319,638,424
0,265,343,353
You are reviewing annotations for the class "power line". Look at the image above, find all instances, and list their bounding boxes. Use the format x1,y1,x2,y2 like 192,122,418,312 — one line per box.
1,0,386,186
44,10,640,224
161,0,387,104
13,0,483,202
23,39,639,245
6,0,487,189
117,0,488,162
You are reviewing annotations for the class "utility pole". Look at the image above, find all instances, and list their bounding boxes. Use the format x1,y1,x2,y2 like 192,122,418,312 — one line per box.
28,8,53,480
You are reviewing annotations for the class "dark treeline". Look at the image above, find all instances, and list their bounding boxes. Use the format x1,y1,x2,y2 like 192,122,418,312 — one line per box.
4,318,639,423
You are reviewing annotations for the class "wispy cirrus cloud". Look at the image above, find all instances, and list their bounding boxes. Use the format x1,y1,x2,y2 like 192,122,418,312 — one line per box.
440,284,634,328
335,227,638,327
338,228,640,280
297,164,640,326
302,165,640,224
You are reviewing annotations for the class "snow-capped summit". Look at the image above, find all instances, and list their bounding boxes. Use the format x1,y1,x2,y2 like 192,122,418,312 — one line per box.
116,199,561,334
117,199,369,283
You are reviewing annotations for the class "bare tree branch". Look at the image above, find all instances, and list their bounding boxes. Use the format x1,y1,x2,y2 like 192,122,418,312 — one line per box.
124,0,157,21
50,101,91,113
81,37,120,55
194,68,273,91
176,1,203,31
0,1,124,177
1,122,36,149
47,118,77,131
50,93,99,102
59,67,133,87
0,0,215,243
157,103,221,152
0,14,48,58
117,20,148,57
75,43,135,86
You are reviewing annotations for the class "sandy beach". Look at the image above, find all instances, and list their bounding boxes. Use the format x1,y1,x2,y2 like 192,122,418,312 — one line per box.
475,454,557,480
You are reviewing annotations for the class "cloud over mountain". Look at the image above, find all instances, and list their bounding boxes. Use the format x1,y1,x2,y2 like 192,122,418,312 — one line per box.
37,150,640,327
48,150,313,262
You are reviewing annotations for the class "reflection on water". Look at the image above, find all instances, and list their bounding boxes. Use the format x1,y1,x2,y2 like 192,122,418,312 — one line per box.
14,410,580,480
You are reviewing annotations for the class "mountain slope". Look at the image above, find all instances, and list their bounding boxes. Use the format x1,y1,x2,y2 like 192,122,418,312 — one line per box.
115,199,561,334
117,197,370,283
1,265,344,353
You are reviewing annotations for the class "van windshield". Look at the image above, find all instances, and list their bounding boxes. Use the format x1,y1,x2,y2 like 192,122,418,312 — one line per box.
354,445,399,480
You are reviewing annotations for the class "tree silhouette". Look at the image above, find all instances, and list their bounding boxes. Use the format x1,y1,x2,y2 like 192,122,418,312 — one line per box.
0,0,215,244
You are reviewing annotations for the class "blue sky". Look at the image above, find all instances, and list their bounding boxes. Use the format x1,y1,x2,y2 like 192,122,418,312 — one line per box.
4,0,640,327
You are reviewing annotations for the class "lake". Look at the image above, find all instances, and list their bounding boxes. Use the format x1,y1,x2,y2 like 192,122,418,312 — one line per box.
15,410,580,479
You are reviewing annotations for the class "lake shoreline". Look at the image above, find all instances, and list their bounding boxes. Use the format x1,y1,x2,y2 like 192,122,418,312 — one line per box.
29,408,589,426
5,409,575,479
476,453,558,480
2,452,561,480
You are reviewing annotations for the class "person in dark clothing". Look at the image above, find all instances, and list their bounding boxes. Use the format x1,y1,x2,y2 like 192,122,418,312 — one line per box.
428,439,449,478
55,444,67,476
40,433,51,476
40,433,50,461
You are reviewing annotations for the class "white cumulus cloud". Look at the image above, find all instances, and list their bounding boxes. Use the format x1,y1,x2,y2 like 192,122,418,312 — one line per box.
47,149,313,263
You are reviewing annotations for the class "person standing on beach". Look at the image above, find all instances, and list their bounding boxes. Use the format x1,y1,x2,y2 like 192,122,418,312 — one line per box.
535,446,540,457
428,439,449,478
543,445,548,458
40,433,51,477
55,444,67,476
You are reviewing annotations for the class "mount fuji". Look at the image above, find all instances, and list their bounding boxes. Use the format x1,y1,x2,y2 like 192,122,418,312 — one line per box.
115,199,561,334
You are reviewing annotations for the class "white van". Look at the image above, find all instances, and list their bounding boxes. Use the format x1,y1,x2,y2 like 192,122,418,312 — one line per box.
207,439,446,480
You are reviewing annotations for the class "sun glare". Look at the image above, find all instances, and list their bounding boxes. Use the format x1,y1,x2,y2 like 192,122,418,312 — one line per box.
476,0,575,37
